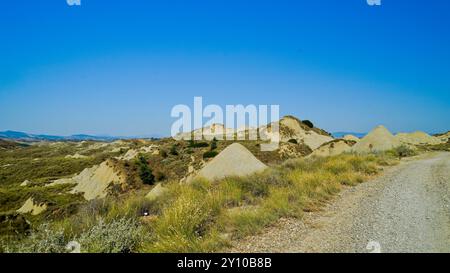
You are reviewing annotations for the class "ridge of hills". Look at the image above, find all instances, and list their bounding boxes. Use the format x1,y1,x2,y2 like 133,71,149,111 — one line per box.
0,130,161,142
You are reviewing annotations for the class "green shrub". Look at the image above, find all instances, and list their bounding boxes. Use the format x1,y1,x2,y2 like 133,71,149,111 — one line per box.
210,138,218,151
137,155,155,185
188,140,209,148
392,145,417,158
302,120,314,128
170,145,179,156
77,217,144,253
2,224,68,253
203,151,218,159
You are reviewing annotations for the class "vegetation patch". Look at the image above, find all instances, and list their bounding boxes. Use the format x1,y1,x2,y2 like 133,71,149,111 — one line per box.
1,142,407,253
188,140,209,148
136,155,155,185
203,151,219,159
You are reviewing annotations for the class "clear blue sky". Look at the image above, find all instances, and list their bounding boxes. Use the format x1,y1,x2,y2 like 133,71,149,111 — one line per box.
0,0,449,136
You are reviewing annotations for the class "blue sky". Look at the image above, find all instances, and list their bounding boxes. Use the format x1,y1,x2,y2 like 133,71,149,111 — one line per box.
0,0,449,136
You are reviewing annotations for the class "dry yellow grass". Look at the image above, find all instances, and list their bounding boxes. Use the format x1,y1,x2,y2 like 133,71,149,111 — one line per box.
5,152,400,253
139,152,398,252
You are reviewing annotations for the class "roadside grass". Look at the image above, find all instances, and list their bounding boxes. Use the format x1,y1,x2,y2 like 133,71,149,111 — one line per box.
138,153,398,252
1,151,401,253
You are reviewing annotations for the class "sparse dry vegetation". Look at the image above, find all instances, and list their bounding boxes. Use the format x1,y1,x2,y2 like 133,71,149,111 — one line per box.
3,152,398,253
419,141,450,152
0,137,420,253
138,153,397,252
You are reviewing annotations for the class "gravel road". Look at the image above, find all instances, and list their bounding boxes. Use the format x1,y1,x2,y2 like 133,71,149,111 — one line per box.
230,152,450,253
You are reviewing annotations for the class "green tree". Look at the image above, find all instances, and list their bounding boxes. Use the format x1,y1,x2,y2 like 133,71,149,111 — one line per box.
137,155,154,185
302,120,314,128
170,145,179,156
188,139,195,148
203,150,218,159
210,137,218,151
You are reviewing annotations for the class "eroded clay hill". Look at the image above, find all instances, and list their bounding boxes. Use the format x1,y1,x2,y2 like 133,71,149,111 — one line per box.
196,143,268,181
310,139,356,157
396,131,442,145
352,125,401,153
50,160,125,200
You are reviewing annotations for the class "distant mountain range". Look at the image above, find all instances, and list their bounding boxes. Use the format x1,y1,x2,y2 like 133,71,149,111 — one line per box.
331,132,367,139
1,129,366,142
0,130,161,142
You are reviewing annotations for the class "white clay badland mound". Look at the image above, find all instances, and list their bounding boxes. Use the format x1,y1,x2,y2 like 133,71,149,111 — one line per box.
20,180,31,187
259,116,333,150
51,160,125,200
115,145,160,161
310,139,353,157
396,131,442,145
279,116,333,150
176,115,333,151
196,143,267,181
17,198,47,215
437,131,450,142
65,153,88,159
352,125,401,153
176,123,236,141
116,149,139,161
343,134,360,142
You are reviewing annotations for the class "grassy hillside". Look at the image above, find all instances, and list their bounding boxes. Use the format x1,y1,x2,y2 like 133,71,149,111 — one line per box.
0,138,283,236
1,151,400,253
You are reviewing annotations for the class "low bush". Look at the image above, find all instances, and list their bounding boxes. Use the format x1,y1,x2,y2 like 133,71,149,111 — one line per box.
77,217,144,253
203,151,218,159
188,140,209,148
136,155,155,185
2,224,68,253
391,145,417,158
170,145,179,156
302,120,314,128
210,138,218,151
3,216,145,253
